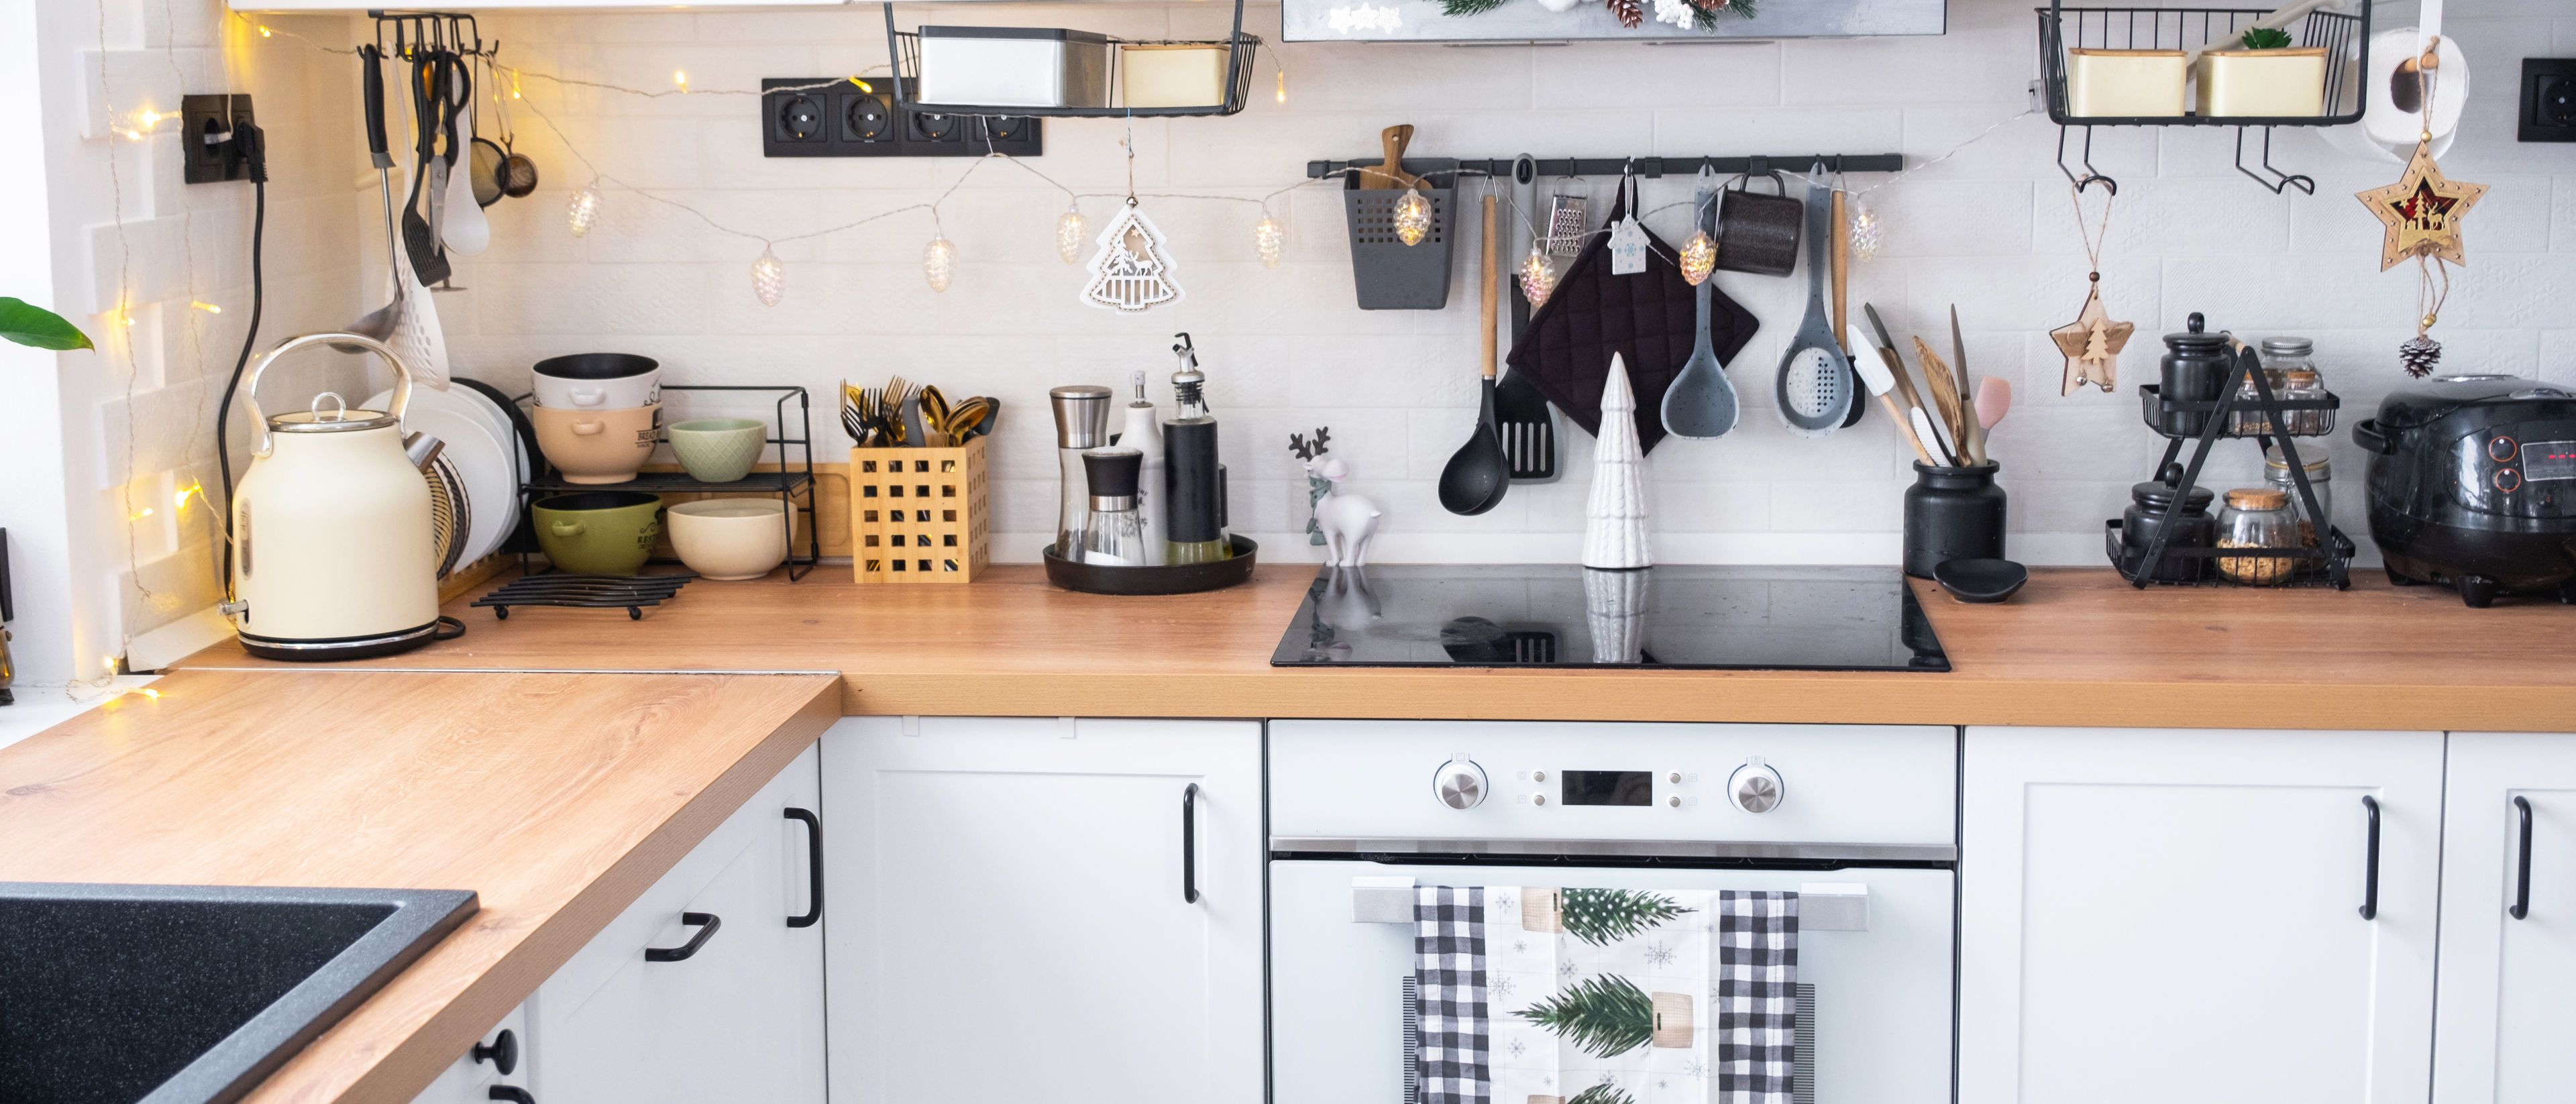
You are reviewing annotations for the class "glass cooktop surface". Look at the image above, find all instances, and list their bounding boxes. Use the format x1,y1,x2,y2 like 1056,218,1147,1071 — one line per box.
1270,564,1948,671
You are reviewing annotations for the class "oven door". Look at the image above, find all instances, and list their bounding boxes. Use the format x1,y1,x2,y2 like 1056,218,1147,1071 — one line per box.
1269,859,1954,1104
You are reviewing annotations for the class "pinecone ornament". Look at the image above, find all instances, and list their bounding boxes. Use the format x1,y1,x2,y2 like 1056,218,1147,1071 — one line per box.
1604,0,1644,29
2399,335,2443,378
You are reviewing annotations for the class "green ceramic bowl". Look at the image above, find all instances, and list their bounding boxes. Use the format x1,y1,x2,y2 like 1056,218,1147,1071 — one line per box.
533,491,663,575
667,418,767,484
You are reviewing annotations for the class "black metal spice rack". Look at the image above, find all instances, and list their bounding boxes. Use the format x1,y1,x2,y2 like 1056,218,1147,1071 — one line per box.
2037,2,2371,193
883,0,1259,118
2110,344,2351,590
513,384,822,582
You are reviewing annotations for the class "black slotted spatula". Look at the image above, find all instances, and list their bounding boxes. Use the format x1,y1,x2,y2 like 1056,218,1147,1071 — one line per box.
1493,155,1558,483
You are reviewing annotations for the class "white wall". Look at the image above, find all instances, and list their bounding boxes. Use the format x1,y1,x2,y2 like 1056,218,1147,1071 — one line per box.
421,0,2574,568
25,0,364,680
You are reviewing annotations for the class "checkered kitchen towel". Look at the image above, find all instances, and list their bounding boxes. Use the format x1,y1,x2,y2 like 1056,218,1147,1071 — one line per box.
1415,886,1489,1104
1714,891,1800,1104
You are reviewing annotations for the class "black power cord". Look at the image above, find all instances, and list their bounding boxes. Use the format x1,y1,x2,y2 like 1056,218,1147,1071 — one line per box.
213,119,266,601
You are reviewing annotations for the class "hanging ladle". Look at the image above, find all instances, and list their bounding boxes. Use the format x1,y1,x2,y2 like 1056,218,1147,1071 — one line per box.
1438,194,1509,516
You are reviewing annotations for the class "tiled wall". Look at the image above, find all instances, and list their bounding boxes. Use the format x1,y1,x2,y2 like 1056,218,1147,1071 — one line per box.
41,2,362,675
423,0,2569,565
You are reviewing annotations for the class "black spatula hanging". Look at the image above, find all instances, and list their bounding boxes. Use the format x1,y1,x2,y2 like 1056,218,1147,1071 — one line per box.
400,50,452,286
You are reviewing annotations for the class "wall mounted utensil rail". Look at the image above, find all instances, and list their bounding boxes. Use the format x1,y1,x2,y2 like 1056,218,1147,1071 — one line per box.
1305,154,1903,180
2037,2,2371,193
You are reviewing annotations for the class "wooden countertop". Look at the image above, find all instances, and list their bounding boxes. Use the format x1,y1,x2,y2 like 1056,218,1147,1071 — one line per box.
0,669,840,1104
177,565,2576,732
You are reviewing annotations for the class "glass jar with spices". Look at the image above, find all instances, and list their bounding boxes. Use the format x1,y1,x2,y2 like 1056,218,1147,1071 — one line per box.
2216,487,2300,585
2278,370,2330,435
2263,445,2332,545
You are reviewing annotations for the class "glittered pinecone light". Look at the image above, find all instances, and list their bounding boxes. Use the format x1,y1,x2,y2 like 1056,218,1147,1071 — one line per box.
2399,335,2443,378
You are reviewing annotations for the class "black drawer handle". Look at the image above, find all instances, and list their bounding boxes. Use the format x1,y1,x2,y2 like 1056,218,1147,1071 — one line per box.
488,1087,535,1104
1182,783,1200,905
645,912,721,962
2512,795,2533,921
2359,795,2381,921
786,808,823,928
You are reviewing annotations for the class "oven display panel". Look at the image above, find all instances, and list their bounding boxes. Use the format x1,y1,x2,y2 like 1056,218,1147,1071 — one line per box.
2524,440,2576,482
1561,770,1655,806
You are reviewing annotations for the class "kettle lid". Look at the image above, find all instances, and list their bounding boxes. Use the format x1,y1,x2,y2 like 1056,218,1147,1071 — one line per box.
270,391,397,433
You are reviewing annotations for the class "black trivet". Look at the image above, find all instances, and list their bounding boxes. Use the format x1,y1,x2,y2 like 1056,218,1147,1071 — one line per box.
472,573,696,620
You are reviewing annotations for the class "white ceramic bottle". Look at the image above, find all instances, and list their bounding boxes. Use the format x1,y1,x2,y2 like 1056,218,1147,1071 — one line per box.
1119,370,1168,565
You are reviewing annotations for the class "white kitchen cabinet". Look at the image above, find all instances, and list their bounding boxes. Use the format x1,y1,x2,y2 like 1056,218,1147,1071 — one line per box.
2433,732,2576,1104
409,1005,530,1104
527,742,824,1104
821,716,1263,1104
1960,727,2442,1104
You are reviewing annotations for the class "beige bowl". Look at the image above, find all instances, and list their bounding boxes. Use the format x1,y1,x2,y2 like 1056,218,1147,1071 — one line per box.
534,403,660,484
666,498,790,580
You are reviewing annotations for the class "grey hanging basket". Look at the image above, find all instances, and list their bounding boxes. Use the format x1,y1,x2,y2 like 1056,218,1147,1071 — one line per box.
1342,158,1460,311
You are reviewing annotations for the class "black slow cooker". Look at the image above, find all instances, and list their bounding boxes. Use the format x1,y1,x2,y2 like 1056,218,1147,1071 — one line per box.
2354,375,2576,606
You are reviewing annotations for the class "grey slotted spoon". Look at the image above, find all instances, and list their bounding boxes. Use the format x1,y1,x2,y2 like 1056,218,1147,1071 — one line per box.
1660,168,1737,439
1774,173,1854,435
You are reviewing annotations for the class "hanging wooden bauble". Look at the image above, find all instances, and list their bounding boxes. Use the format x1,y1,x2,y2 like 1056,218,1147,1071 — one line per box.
2355,139,2487,272
1082,199,1183,313
2049,278,2133,396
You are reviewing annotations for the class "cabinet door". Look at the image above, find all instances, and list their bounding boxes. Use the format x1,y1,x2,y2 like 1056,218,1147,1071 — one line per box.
2433,732,2576,1103
1961,727,2442,1104
529,743,824,1104
822,717,1263,1104
407,1005,528,1104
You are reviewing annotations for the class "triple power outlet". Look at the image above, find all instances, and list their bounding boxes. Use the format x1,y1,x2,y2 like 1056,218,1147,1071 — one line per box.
761,78,1041,158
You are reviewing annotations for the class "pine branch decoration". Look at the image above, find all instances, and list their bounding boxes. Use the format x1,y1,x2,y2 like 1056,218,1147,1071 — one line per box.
1604,0,1644,29
1688,0,1756,25
1560,888,1692,946
1517,975,1658,1058
1568,1085,1638,1104
1442,0,1509,15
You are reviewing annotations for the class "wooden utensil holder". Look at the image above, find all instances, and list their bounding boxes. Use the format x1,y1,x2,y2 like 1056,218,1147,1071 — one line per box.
849,437,989,584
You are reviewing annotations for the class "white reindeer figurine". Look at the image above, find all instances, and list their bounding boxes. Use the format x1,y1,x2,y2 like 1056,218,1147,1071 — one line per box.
1313,459,1383,568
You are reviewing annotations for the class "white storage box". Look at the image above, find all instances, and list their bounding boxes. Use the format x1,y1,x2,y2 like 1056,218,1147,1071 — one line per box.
2064,48,2188,117
1120,44,1230,109
917,26,1112,109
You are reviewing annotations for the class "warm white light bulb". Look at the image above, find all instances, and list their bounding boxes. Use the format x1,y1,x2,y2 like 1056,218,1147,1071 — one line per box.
1519,243,1554,308
1055,208,1086,264
1393,188,1432,247
751,247,785,307
1849,199,1882,263
923,235,955,292
674,70,689,93
1275,71,1287,104
1679,230,1716,286
567,184,600,237
1253,215,1284,269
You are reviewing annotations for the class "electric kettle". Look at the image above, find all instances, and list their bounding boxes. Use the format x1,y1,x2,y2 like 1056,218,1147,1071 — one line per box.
224,333,456,660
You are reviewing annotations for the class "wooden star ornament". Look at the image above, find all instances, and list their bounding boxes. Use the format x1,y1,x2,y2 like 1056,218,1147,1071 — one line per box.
2051,282,2133,395
2355,142,2487,272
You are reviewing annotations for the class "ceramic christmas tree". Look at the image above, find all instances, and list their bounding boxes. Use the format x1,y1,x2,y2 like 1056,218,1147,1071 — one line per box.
1583,567,1651,664
1582,355,1650,569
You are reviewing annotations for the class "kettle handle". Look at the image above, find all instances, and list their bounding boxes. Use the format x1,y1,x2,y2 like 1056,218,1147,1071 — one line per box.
2352,418,2395,455
239,332,417,458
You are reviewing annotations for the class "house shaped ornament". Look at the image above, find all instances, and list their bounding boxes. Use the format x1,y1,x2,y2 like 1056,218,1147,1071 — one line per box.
1081,199,1183,313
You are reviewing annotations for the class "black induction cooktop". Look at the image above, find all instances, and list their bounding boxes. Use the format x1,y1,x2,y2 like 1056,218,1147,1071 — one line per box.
1271,564,1948,671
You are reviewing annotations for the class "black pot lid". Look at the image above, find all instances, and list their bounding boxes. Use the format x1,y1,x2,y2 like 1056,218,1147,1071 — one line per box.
2371,374,2573,432
2131,480,2214,510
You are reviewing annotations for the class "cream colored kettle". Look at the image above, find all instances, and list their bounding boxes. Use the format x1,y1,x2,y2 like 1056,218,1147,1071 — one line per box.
225,333,453,660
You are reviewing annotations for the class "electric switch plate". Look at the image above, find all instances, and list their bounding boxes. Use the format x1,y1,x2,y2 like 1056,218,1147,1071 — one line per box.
761,78,1040,158
180,94,255,184
2521,58,2576,142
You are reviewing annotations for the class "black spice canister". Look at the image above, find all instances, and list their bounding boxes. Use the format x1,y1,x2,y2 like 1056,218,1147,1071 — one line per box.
2159,312,2233,438
2119,480,2216,582
1903,461,2006,578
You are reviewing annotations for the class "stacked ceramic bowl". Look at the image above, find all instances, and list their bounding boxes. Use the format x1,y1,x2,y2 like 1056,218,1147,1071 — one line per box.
531,353,663,484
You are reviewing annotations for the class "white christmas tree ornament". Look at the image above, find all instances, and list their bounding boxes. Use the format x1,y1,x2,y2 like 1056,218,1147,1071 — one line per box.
1582,353,1651,570
1081,199,1183,313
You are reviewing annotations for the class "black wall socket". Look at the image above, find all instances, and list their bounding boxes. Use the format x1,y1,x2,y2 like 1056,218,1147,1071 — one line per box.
761,78,1040,159
2522,59,2576,142
180,94,255,184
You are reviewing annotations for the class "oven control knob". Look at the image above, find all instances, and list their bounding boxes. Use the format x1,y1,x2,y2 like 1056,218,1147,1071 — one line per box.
1729,759,1784,814
1434,760,1488,810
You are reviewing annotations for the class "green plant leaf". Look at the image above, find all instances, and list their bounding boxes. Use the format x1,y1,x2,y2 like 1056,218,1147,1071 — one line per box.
1517,974,1657,1058
0,298,95,351
1568,1086,1638,1104
1560,887,1693,946
1442,0,1509,16
2239,26,2292,49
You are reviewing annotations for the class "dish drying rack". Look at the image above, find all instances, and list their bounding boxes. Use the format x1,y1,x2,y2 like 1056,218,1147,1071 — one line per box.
2109,344,2351,590
513,384,822,582
881,0,1259,117
2037,1,2373,193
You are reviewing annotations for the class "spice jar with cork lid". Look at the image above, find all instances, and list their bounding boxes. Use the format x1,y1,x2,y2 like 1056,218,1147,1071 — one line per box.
2216,487,2300,584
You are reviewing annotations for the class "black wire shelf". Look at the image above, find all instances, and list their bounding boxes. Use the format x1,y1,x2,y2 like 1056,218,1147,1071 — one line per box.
882,0,1259,119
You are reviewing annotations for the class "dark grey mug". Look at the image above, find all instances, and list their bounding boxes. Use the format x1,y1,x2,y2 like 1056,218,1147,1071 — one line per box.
1715,172,1801,277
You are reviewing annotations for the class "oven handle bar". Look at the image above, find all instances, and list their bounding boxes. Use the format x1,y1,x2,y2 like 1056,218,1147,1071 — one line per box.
1269,836,1956,863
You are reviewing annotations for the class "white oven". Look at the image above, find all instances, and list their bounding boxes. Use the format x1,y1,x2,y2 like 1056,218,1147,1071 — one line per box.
1267,720,1957,1104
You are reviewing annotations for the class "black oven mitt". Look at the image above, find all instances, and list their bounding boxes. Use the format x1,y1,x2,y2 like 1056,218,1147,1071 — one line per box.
1503,182,1758,454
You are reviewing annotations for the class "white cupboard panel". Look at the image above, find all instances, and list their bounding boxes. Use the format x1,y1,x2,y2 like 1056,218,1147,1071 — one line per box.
2433,732,2576,1104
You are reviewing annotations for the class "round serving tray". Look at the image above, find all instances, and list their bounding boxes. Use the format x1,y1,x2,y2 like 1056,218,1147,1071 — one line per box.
1042,536,1258,596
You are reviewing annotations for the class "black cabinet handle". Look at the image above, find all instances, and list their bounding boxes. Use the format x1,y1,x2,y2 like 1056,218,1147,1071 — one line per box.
2359,795,2381,921
471,1028,517,1075
488,1087,534,1104
1182,783,1200,905
2512,795,2533,921
786,808,823,929
645,912,721,962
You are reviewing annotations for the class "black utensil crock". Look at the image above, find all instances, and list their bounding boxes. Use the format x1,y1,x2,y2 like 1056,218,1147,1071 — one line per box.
1904,461,2006,579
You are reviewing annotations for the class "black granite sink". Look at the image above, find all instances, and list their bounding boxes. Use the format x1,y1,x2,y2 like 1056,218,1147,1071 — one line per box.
0,883,478,1104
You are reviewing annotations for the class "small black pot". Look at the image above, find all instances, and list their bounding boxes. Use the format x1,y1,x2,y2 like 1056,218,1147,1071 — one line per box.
1903,461,2006,579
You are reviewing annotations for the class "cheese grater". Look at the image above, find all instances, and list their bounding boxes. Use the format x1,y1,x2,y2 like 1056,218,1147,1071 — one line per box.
1544,192,1588,257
